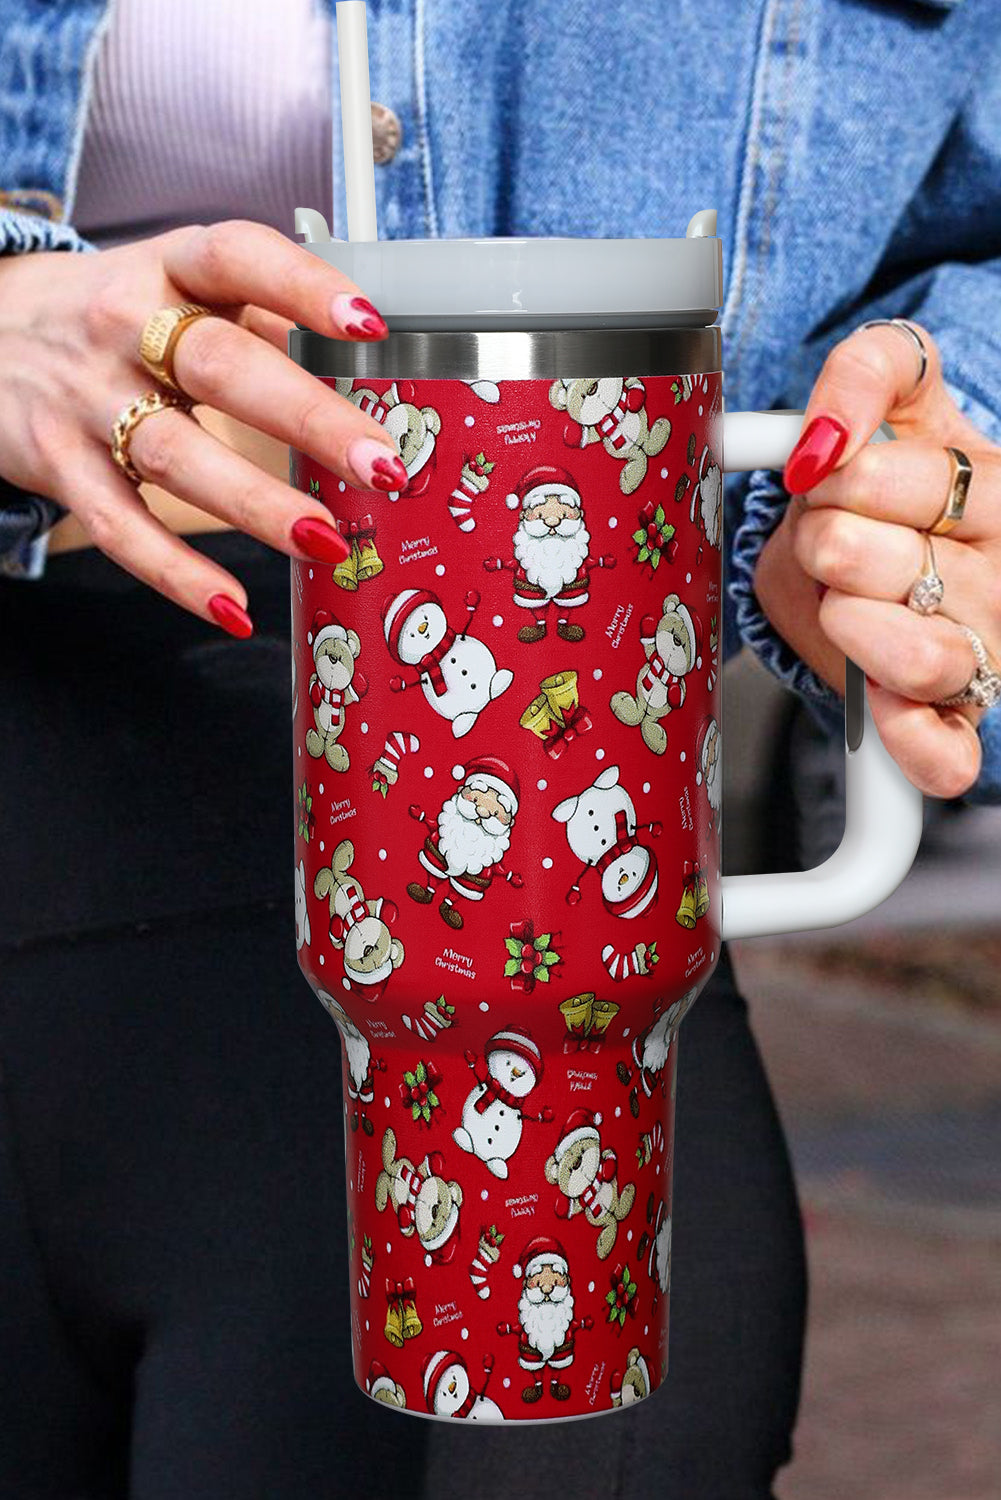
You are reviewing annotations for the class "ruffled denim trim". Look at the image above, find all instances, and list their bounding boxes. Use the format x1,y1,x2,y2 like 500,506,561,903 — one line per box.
727,467,844,741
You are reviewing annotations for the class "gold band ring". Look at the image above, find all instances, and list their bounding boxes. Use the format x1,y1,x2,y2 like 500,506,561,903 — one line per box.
929,447,973,536
110,390,193,486
138,302,213,396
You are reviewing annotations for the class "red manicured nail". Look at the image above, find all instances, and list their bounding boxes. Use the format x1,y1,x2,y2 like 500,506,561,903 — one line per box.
208,593,253,639
331,292,388,340
347,436,408,491
291,515,350,564
783,416,849,494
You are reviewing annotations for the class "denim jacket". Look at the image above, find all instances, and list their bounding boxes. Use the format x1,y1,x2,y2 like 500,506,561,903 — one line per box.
2,0,1000,799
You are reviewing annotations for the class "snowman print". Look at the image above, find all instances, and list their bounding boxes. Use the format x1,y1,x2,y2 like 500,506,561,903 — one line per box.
382,587,513,739
552,766,661,919
453,1028,554,1179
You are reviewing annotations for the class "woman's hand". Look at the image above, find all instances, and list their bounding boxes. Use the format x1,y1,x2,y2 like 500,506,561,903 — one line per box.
0,219,408,634
753,321,1001,798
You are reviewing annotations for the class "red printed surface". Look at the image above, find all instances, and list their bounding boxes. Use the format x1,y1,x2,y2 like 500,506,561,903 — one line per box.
291,370,722,1421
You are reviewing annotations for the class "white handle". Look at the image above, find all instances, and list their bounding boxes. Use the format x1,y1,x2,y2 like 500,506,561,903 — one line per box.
720,410,924,940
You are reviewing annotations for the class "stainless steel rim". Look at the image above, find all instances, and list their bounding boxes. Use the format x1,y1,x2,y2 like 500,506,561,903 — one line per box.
289,325,721,380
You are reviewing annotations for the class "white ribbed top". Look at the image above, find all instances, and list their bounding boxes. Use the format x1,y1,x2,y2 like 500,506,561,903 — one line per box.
72,0,334,247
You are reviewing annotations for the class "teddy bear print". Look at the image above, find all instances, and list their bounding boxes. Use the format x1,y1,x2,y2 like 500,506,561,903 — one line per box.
375,1127,463,1268
335,378,441,500
313,840,405,1002
304,609,366,771
544,1108,636,1260
549,376,671,494
609,1347,656,1407
609,593,702,755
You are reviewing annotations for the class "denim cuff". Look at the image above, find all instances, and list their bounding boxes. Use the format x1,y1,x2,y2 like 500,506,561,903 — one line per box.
727,467,845,741
0,209,92,578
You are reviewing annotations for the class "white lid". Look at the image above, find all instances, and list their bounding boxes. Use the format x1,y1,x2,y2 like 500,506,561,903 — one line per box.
294,208,721,330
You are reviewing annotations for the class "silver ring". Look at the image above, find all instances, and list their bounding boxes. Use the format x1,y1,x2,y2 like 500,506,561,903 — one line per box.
906,532,944,615
936,626,1001,711
857,317,928,395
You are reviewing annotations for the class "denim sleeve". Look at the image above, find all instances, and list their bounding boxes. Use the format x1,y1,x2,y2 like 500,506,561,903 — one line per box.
0,208,96,579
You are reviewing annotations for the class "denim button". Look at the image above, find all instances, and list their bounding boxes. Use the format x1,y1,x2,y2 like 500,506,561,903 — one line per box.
0,188,63,221
371,103,403,164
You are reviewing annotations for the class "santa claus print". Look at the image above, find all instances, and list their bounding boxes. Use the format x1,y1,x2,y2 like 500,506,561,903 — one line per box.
691,444,723,556
422,1349,504,1421
552,765,661,919
407,757,523,930
365,1360,406,1409
615,987,699,1118
637,1198,673,1303
315,989,385,1136
483,465,614,643
496,1237,593,1405
453,1027,554,1178
383,588,513,739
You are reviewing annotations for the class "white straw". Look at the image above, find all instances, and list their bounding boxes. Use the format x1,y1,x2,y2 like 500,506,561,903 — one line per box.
336,2,379,242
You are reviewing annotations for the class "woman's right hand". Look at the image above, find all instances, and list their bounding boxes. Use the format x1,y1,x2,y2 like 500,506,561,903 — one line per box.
0,219,408,635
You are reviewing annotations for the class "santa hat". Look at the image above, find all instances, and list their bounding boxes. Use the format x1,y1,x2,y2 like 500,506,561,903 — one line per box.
307,609,348,653
462,756,520,816
422,1349,463,1412
695,717,718,780
519,1234,569,1280
366,1361,397,1401
505,464,581,512
675,603,702,671
381,589,440,660
485,1027,542,1081
554,1107,600,1163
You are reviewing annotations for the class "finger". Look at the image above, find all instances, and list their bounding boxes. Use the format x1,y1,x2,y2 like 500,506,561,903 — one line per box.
784,321,948,493
817,590,996,705
864,679,982,800
235,303,295,353
800,436,997,544
121,404,351,565
106,317,406,493
162,221,388,342
56,440,255,633
792,508,995,635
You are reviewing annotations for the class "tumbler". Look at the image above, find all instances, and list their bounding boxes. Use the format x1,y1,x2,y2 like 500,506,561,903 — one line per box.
288,208,922,1422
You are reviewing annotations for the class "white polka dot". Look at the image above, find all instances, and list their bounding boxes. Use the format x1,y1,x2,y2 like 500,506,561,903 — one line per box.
360,721,369,734
696,655,702,670
593,668,602,681
679,751,686,763
711,950,715,961
479,1000,490,1013
298,747,301,756
660,467,668,480
656,1163,661,1175
384,1096,391,1109
642,781,651,794
595,748,605,761
452,764,465,781
435,563,446,577
461,1326,469,1340
464,415,475,427
319,954,325,965
492,614,504,627
338,480,346,492
513,1263,522,1279
698,404,704,416
350,1179,354,1190
588,1281,595,1294
481,1188,489,1201
503,1377,511,1389
627,1230,633,1242
644,1324,649,1336
308,568,314,581
594,1111,602,1126
386,1241,392,1253
319,840,325,852
608,516,618,529
537,779,548,791
424,766,434,778
622,1027,631,1039
614,1106,621,1118
365,1319,370,1331
542,857,553,870
318,783,325,795
696,772,703,786
685,572,692,584
379,849,387,860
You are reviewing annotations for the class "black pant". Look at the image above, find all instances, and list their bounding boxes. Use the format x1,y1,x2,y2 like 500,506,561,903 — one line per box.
0,912,805,1500
0,539,806,1498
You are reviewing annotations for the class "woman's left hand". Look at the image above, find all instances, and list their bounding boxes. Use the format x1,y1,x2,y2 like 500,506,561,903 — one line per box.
753,321,1001,799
